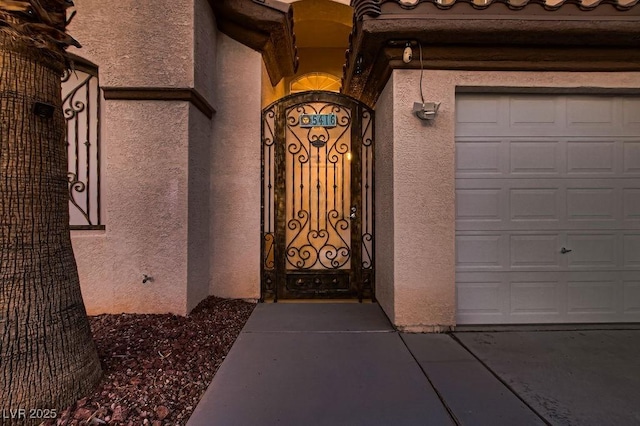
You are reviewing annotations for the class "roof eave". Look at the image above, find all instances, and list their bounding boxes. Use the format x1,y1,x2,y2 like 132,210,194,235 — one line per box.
211,0,299,86
343,1,640,106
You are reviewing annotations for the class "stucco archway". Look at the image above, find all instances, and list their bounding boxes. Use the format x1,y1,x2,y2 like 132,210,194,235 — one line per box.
262,0,353,106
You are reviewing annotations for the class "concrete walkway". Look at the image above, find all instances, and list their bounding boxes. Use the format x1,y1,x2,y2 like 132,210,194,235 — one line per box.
188,304,640,426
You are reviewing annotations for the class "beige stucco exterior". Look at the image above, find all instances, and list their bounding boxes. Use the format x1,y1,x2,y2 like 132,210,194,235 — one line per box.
67,0,195,89
68,0,198,315
209,35,263,301
62,0,640,328
374,74,396,322
68,0,263,315
72,101,191,314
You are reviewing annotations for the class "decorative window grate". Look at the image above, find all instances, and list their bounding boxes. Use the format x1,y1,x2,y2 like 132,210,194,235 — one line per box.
62,59,103,230
290,73,341,94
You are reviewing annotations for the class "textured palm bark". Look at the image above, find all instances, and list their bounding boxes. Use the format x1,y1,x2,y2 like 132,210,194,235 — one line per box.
0,27,101,425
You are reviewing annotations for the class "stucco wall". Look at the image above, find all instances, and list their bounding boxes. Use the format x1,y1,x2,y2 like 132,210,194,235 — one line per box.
68,1,214,315
68,0,194,88
187,105,213,312
194,0,217,106
209,34,262,300
374,75,395,323
387,69,640,332
73,102,190,315
186,0,217,312
388,70,456,332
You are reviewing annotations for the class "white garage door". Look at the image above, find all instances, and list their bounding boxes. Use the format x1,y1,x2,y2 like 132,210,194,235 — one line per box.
456,94,640,324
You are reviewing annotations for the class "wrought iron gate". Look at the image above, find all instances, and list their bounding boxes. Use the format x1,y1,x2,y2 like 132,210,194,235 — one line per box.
262,92,374,300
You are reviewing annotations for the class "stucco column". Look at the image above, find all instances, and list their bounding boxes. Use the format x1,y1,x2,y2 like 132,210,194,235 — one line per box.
67,0,213,315
381,69,457,332
209,35,262,300
375,75,396,322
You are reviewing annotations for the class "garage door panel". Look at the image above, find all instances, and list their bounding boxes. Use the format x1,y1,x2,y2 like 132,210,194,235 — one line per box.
623,234,640,267
510,141,561,175
623,98,640,128
457,280,505,316
567,141,616,175
456,96,503,127
456,141,503,175
510,234,560,269
566,233,617,269
622,141,640,174
567,188,618,222
623,281,640,314
623,189,640,223
456,234,504,270
510,188,560,222
510,97,560,127
567,97,616,129
510,281,562,316
459,180,626,229
456,188,503,222
457,96,640,138
457,275,509,323
457,271,640,324
456,94,640,324
567,279,618,315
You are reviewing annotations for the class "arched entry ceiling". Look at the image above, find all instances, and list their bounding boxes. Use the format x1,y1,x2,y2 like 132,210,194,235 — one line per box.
285,0,353,48
280,0,354,94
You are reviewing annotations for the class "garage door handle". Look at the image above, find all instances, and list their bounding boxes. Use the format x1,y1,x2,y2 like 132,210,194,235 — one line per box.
560,247,572,254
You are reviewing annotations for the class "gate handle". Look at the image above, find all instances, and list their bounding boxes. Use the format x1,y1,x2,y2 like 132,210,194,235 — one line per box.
350,206,357,219
561,247,572,254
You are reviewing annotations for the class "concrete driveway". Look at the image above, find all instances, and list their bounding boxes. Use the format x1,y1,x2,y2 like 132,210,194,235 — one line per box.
188,303,640,426
455,329,640,426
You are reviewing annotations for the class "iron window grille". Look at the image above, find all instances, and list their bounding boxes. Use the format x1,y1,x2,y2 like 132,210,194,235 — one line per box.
62,55,103,230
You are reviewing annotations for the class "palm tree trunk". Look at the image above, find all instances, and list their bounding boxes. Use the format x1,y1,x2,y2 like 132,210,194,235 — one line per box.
0,5,101,421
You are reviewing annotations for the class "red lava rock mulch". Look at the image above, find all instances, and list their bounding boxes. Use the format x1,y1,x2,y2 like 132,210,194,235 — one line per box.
45,297,255,426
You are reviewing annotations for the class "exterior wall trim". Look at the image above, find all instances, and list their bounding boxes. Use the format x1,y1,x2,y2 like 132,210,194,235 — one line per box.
346,45,640,106
343,1,640,106
102,87,216,119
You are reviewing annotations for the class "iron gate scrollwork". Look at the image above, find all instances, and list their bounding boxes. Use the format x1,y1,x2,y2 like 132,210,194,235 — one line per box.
261,91,374,300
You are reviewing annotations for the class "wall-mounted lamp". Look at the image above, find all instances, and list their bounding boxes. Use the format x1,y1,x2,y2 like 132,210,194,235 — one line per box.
413,102,441,121
408,40,441,122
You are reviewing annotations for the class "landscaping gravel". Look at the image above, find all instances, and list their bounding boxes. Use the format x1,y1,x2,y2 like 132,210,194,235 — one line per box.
44,297,255,426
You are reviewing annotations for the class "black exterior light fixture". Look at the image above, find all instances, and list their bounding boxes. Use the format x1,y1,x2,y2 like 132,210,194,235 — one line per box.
33,101,55,119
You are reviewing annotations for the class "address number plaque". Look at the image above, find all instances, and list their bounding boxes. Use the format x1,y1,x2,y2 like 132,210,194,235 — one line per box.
299,113,337,128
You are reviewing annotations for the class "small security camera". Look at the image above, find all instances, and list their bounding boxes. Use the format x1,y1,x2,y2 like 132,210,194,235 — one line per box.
403,44,413,64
